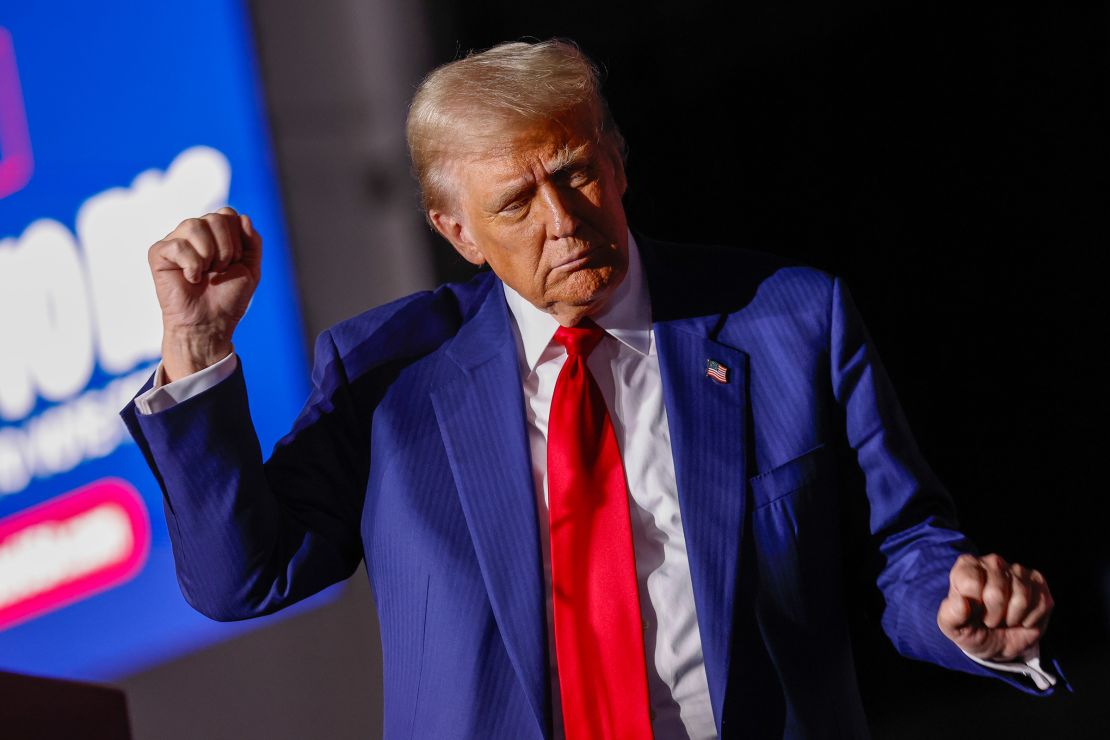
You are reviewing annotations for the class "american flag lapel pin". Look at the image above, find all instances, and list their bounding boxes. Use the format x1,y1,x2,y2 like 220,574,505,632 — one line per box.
706,359,728,384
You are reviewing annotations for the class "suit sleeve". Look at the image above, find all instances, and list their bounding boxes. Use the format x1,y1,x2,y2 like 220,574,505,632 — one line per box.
828,275,1063,695
120,329,368,621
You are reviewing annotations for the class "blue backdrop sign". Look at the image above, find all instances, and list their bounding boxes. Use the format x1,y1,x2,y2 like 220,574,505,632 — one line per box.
0,2,324,680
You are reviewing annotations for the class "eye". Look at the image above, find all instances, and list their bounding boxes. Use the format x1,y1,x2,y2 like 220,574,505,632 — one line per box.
566,167,594,187
499,199,527,215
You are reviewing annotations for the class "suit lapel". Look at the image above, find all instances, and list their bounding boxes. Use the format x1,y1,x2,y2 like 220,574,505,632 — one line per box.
644,238,750,736
430,281,550,739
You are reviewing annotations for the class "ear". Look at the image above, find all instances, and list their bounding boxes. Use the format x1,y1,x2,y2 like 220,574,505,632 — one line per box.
429,209,486,266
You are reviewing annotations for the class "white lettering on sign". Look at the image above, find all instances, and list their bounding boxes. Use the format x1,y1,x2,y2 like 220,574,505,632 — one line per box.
0,146,231,497
80,146,231,374
0,219,96,417
0,242,35,420
0,364,155,496
0,145,231,422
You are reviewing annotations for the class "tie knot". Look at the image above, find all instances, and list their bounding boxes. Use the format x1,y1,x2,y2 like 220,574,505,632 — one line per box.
553,319,605,357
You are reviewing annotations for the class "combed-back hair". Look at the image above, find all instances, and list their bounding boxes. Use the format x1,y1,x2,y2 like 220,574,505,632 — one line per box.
406,38,626,216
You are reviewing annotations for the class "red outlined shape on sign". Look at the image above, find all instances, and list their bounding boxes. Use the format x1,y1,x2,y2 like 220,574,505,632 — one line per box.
0,27,33,200
0,478,151,631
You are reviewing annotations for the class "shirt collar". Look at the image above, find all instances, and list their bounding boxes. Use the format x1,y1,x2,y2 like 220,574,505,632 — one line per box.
502,230,652,372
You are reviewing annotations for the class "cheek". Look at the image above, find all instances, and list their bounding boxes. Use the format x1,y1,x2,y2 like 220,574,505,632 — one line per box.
489,233,549,290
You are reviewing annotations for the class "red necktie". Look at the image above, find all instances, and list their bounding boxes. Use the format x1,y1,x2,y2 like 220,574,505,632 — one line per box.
547,319,654,740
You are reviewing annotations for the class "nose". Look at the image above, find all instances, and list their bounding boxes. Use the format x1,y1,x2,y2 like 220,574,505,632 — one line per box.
538,183,579,239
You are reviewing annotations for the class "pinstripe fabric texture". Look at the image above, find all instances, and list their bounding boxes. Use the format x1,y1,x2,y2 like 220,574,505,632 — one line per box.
120,235,1063,740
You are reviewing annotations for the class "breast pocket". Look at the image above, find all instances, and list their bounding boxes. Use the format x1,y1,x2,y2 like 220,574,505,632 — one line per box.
750,442,832,510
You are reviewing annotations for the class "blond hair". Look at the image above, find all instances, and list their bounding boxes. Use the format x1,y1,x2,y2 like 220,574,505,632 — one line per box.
406,39,626,216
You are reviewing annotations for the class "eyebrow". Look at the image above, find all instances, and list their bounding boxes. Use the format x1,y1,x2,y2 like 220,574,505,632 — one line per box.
547,142,592,176
488,142,593,212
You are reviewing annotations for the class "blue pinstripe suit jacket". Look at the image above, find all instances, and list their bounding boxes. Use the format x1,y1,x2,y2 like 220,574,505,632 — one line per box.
121,236,1059,739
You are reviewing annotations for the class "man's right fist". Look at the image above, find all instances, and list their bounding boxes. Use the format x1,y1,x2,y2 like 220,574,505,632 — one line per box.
147,206,262,382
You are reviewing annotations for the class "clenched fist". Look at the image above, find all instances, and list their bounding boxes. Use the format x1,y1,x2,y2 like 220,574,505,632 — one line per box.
148,206,262,382
937,552,1054,662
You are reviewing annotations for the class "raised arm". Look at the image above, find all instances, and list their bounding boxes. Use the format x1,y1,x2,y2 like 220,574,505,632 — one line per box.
121,210,367,620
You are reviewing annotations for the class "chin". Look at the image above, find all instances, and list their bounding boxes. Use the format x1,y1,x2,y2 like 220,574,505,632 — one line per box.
557,265,620,308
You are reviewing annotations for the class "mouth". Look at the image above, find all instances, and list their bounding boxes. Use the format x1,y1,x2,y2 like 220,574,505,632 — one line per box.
552,246,601,272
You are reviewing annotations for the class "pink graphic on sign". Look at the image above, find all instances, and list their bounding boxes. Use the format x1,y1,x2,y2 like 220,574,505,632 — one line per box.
0,27,33,200
0,478,151,631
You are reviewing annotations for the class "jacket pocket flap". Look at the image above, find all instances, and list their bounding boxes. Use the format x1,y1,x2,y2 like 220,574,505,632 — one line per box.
750,443,829,507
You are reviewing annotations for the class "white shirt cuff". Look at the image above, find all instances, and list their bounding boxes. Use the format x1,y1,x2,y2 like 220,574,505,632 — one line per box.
961,645,1058,691
133,352,238,415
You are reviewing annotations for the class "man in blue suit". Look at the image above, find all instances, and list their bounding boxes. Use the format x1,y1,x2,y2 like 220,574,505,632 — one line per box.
123,40,1061,738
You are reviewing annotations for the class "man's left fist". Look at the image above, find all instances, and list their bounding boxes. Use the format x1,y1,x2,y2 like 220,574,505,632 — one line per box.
937,553,1054,661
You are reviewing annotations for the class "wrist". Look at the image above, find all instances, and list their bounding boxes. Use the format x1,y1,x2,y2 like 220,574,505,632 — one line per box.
161,328,234,382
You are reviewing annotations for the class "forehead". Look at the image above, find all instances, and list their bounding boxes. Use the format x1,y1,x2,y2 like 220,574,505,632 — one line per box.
480,137,592,181
457,130,603,210
458,112,604,189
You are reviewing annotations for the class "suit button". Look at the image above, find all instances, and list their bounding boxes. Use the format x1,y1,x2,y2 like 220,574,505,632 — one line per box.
649,708,656,721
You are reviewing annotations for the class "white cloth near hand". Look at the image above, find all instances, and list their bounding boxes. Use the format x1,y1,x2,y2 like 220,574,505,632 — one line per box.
133,352,238,415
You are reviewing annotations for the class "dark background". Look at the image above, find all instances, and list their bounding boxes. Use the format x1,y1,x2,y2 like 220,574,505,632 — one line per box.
121,2,1108,737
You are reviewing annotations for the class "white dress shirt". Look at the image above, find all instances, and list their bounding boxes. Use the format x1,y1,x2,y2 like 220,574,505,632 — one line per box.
502,233,717,739
135,233,1055,737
